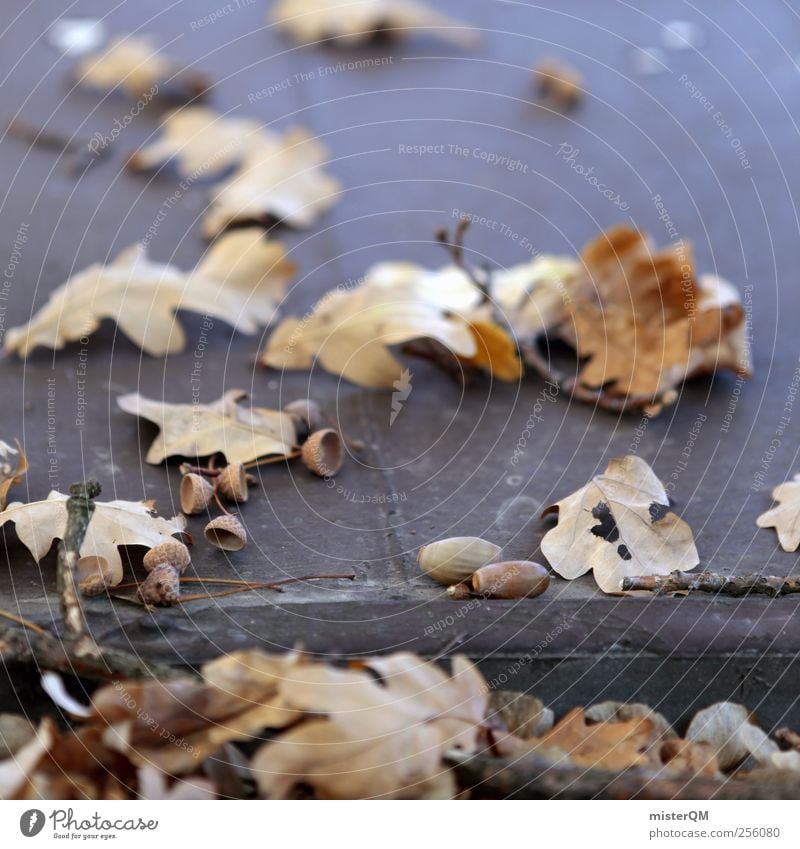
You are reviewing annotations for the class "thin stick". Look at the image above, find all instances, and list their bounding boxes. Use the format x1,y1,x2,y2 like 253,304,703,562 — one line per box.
621,571,800,597
0,610,48,636
58,481,101,643
244,451,301,470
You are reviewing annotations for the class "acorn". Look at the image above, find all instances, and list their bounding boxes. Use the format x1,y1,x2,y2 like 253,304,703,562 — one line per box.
284,398,324,443
216,463,249,503
471,561,550,599
446,582,473,600
143,540,191,574
180,473,214,515
138,563,180,606
301,428,344,477
204,514,247,551
417,537,502,585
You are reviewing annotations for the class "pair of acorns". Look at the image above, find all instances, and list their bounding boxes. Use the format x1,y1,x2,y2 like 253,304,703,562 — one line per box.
417,536,550,600
178,399,347,552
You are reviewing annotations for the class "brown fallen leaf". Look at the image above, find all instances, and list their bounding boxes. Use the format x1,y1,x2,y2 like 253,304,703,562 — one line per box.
506,226,749,413
4,229,295,358
117,389,298,465
0,491,185,591
0,439,27,510
756,474,800,551
201,128,341,236
530,707,663,772
271,0,476,47
127,106,275,179
261,261,517,388
541,455,699,593
76,35,209,102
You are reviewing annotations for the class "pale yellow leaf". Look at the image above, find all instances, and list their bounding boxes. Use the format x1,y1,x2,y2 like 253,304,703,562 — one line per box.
128,106,275,178
0,491,185,588
117,389,298,464
4,229,294,357
541,455,699,593
756,474,800,551
201,128,341,236
272,0,477,47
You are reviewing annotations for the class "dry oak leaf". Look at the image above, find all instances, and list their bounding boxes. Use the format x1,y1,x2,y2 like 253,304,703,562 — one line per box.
507,226,749,412
526,707,664,772
117,389,298,465
0,439,27,510
272,0,476,47
541,455,699,593
261,262,519,388
756,474,800,551
564,227,749,402
252,651,487,799
201,128,341,236
0,490,185,591
76,35,209,102
84,651,303,775
128,105,275,179
4,229,294,358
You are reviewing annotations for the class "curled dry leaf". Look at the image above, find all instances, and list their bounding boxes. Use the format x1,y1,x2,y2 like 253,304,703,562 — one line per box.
272,0,476,47
756,474,800,551
117,389,298,465
498,226,750,413
487,691,554,740
128,106,272,178
686,702,779,771
0,439,27,510
4,229,295,358
87,651,302,774
201,128,341,236
76,35,209,102
252,651,487,799
0,490,185,591
541,455,699,593
261,262,518,388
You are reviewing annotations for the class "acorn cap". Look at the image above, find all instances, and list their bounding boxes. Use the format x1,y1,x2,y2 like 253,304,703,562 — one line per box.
143,540,191,574
301,428,344,477
180,473,214,515
204,514,247,551
284,398,324,440
216,463,249,503
138,564,180,606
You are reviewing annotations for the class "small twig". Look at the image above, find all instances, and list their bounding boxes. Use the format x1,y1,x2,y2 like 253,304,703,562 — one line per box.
621,571,800,597
243,451,301,470
0,610,48,636
58,481,101,645
115,573,357,604
0,624,186,680
435,219,489,297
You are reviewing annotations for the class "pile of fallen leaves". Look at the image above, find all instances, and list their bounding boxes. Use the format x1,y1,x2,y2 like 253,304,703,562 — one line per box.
2,650,798,800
